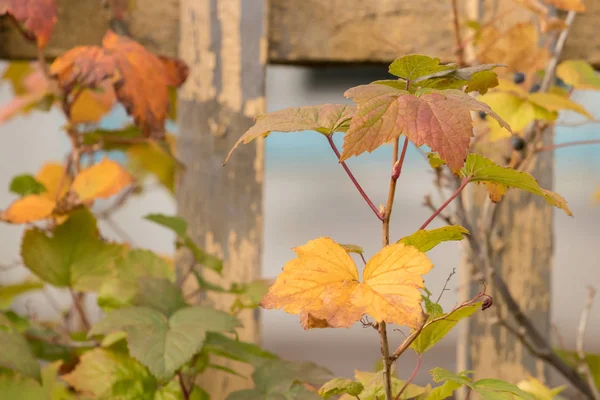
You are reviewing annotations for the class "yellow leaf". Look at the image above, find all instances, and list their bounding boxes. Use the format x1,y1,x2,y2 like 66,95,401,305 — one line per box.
69,84,116,124
0,195,55,223
517,377,566,400
261,237,433,329
528,92,593,119
557,60,600,90
71,159,134,202
35,162,70,200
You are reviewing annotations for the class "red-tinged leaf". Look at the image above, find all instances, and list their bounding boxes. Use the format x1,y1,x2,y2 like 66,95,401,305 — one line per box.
0,0,57,48
225,104,355,164
50,31,189,138
0,66,53,123
342,88,510,171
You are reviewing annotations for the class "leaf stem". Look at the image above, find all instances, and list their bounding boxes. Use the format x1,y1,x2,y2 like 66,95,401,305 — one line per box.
177,370,190,400
419,178,470,231
394,354,422,400
327,135,384,221
69,290,91,331
536,139,600,152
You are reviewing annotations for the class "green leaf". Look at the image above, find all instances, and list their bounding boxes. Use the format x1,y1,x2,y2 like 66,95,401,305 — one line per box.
465,70,499,95
352,370,426,400
62,348,157,400
424,381,462,400
339,243,364,254
399,226,469,252
556,60,600,90
389,55,456,81
98,249,174,311
21,209,123,291
145,214,223,274
0,324,41,382
90,306,241,380
135,277,187,317
319,378,364,399
473,379,535,400
422,296,444,319
0,280,43,309
127,135,178,194
228,384,321,400
412,305,479,354
83,126,144,151
0,373,46,400
189,386,210,400
225,104,355,164
430,368,472,387
9,175,47,197
204,332,277,366
427,153,446,168
461,154,572,216
555,349,600,389
145,213,188,236
2,62,35,95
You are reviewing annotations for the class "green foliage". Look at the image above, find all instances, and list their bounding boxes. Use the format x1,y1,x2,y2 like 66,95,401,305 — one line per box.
0,316,41,382
399,226,469,252
90,305,240,380
0,280,43,309
412,305,479,354
319,378,364,399
145,213,223,273
21,209,123,291
556,349,600,389
9,174,47,196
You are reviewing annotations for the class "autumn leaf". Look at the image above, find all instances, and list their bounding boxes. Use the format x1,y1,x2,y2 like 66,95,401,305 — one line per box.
225,104,355,164
0,66,53,124
0,0,58,48
69,82,117,124
261,237,433,329
71,158,134,202
557,60,600,90
477,23,549,75
389,55,456,82
343,87,510,171
462,154,572,215
545,0,585,11
528,92,592,119
50,30,189,138
478,89,557,140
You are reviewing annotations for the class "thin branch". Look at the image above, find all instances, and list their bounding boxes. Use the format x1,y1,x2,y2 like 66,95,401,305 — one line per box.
450,0,466,66
436,268,457,303
540,11,577,93
177,371,190,400
419,178,471,230
536,139,600,152
556,119,600,127
327,135,383,221
423,195,454,226
395,354,422,400
390,320,426,362
576,287,600,400
382,138,402,246
69,290,91,331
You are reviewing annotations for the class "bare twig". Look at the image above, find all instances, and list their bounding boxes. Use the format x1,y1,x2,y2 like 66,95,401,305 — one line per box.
536,139,600,153
69,290,91,331
436,268,457,303
540,11,577,93
177,371,190,400
327,135,383,221
576,287,600,400
450,0,466,66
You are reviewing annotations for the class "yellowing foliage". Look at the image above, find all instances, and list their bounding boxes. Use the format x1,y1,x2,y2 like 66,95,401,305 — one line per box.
261,237,433,329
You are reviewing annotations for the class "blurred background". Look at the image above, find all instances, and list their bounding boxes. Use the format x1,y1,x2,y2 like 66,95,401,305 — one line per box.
1,61,599,385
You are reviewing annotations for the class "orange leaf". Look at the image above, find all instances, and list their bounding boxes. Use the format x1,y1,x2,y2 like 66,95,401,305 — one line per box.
342,87,510,171
71,159,134,202
261,237,433,329
0,0,57,48
69,84,117,124
49,31,189,138
0,195,55,223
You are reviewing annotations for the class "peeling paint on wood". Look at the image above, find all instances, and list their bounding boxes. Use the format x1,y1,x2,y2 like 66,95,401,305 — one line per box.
177,0,266,398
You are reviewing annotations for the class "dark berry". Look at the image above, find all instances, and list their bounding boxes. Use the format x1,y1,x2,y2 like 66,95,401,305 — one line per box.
478,111,487,120
511,136,526,151
513,72,526,84
529,83,541,93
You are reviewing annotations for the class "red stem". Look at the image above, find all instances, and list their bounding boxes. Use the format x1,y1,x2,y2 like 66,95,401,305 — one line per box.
327,135,384,221
419,178,471,230
395,354,422,400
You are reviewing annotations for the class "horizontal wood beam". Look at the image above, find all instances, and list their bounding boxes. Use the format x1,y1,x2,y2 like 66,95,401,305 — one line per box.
1,0,600,66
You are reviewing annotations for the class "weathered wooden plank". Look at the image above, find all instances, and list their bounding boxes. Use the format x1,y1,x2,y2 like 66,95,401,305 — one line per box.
0,0,179,59
175,0,265,398
3,0,600,65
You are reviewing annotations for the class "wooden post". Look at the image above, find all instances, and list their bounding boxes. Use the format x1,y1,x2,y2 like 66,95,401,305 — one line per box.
176,0,266,398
